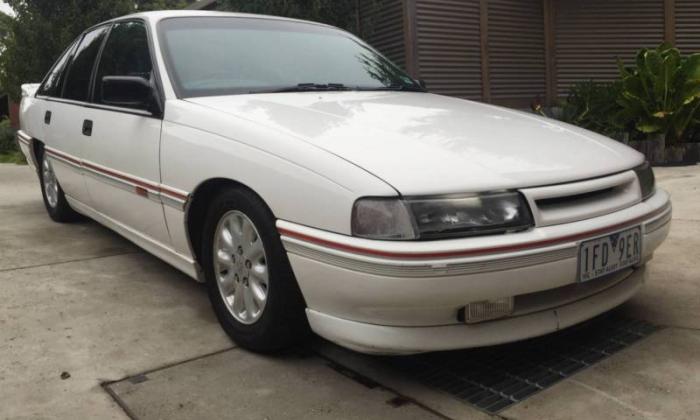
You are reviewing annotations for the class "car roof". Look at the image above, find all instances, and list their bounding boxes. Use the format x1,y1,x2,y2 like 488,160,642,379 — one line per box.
90,10,333,30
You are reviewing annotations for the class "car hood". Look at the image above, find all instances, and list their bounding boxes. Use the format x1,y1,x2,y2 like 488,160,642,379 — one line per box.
186,92,643,195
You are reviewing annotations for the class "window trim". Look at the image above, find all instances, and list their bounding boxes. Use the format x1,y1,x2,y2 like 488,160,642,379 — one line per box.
35,17,165,120
39,96,155,118
88,23,114,104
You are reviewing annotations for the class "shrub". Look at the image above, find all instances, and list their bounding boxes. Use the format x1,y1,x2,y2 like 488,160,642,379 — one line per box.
616,43,700,145
560,80,624,138
0,117,16,154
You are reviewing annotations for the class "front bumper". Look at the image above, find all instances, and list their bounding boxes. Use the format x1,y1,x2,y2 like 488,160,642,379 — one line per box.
278,189,671,354
307,266,645,354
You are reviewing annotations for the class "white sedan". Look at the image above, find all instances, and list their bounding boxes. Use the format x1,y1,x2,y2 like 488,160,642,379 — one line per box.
17,11,671,355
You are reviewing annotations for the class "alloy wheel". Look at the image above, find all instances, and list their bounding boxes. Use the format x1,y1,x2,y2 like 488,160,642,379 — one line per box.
213,210,269,324
42,157,59,208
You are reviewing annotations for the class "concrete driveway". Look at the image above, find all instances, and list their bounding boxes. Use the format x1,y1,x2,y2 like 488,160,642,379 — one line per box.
1,163,698,419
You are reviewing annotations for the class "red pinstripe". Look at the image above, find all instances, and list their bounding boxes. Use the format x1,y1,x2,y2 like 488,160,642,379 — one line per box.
45,148,188,201
278,204,669,260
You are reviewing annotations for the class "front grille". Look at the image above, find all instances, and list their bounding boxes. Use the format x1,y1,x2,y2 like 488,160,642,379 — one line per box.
536,186,616,208
512,268,633,316
456,267,634,325
522,171,641,227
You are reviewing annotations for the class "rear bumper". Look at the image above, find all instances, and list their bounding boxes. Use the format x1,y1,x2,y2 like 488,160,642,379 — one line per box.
279,189,671,354
16,130,37,170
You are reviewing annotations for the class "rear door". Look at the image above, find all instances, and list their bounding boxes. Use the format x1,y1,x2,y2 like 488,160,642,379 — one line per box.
41,28,108,206
24,37,78,170
81,20,171,246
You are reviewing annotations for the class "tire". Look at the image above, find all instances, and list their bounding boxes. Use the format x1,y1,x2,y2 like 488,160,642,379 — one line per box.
202,187,310,352
37,146,83,223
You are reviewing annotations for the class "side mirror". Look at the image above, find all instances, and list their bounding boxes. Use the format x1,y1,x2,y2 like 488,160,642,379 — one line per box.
101,76,161,114
418,79,428,90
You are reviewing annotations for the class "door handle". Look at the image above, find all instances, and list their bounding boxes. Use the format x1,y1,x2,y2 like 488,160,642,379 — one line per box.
44,111,51,124
82,119,93,136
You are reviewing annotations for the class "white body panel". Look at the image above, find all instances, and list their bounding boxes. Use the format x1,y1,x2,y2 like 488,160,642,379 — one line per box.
18,88,45,143
16,11,673,354
187,92,644,195
81,107,171,245
17,90,44,170
43,101,93,205
160,100,396,245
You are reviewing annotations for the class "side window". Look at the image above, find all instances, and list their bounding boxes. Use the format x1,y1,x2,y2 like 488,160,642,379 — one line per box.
62,26,109,102
95,21,153,108
37,39,79,97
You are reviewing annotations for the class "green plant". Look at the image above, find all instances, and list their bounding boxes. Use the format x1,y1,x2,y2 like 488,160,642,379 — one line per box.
0,150,26,164
561,80,624,138
0,1,194,102
0,118,15,153
0,117,24,164
616,43,700,145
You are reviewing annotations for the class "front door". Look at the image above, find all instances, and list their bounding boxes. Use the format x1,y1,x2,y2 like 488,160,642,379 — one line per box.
81,21,171,246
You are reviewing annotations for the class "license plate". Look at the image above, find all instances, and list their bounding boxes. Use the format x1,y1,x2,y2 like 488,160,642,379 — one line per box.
578,226,642,282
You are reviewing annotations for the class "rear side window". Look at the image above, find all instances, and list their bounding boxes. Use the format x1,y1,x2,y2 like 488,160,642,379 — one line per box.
94,21,153,106
62,26,109,102
37,39,79,97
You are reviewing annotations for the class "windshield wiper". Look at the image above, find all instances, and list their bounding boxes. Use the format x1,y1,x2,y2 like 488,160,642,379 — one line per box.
249,82,424,94
267,83,350,93
359,83,425,92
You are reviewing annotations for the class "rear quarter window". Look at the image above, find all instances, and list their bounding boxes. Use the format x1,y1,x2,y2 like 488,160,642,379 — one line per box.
37,39,79,97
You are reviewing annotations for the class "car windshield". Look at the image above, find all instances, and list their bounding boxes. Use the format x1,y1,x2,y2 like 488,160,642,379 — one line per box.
158,16,421,97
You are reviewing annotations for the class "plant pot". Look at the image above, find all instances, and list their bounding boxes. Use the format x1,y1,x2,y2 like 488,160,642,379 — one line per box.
627,135,667,164
628,141,700,165
648,133,666,164
666,146,685,164
682,143,700,164
627,140,655,162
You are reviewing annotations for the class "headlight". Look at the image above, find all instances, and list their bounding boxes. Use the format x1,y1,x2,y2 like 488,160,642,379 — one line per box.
634,161,656,200
352,192,533,241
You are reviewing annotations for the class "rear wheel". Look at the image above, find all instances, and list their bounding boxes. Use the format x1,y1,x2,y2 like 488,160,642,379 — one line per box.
202,187,309,352
38,148,82,223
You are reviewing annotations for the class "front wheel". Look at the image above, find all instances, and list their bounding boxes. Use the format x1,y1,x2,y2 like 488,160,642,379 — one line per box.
38,148,82,223
202,188,309,352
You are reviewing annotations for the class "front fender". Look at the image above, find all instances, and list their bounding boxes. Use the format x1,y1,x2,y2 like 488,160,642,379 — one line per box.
160,100,396,258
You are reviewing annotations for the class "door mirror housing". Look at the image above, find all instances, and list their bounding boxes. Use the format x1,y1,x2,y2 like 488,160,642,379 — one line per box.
418,79,428,90
101,76,161,115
